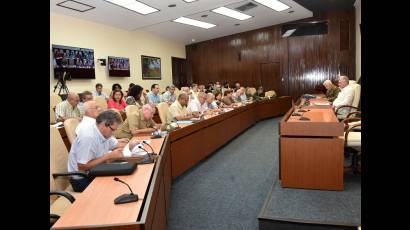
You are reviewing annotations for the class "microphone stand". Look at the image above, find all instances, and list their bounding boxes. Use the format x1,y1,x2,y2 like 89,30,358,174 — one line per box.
113,177,138,204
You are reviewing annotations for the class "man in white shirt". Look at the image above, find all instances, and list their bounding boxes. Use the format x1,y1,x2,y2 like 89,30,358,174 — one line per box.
332,75,355,117
68,110,128,192
161,85,176,104
233,87,247,103
187,92,208,113
75,100,103,136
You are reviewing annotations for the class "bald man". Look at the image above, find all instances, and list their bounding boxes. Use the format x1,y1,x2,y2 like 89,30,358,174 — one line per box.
333,76,355,116
323,80,340,102
55,92,81,122
114,104,158,139
75,100,103,136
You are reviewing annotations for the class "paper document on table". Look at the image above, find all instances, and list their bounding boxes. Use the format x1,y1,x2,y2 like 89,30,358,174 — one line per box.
312,102,330,106
176,120,194,124
122,143,147,157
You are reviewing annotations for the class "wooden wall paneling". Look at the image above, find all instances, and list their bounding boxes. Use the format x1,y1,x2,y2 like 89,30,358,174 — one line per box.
186,9,355,99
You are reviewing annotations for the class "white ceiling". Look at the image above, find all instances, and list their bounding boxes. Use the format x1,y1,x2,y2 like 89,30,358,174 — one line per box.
50,0,313,44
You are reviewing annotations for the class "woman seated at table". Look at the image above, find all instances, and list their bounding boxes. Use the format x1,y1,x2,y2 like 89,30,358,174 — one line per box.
214,91,223,107
125,84,145,107
108,89,127,111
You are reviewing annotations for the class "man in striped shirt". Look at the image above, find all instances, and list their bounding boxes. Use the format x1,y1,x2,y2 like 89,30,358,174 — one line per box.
55,92,81,122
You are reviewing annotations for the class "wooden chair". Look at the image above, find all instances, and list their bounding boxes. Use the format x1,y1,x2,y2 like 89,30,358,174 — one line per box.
157,102,170,124
125,105,139,118
64,118,80,144
342,117,361,174
247,87,256,96
110,108,124,123
51,93,62,110
50,126,80,227
94,96,108,110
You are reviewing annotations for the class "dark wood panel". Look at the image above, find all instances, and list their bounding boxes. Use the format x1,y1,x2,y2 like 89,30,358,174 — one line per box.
171,57,187,88
185,9,355,99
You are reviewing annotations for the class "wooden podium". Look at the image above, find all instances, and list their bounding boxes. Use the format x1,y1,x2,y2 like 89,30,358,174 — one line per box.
279,98,344,190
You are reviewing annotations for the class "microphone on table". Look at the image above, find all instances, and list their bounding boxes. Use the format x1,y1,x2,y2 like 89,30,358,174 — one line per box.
298,109,311,121
142,140,157,155
137,145,156,164
113,177,138,204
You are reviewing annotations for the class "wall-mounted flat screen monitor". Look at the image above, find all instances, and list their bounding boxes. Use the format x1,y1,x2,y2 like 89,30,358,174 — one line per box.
108,56,130,77
52,44,95,79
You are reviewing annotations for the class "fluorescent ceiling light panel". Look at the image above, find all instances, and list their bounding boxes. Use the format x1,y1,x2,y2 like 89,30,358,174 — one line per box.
282,29,296,37
173,17,216,29
105,0,159,15
183,0,198,2
57,0,95,12
254,0,290,12
211,7,252,20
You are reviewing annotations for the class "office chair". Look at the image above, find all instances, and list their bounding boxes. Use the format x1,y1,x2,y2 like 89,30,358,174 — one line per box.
50,126,83,227
51,93,62,111
342,118,361,174
157,102,170,124
64,118,80,145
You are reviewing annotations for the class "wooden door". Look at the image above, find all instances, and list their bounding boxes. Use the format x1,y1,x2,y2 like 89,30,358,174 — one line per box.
260,62,282,95
171,57,187,88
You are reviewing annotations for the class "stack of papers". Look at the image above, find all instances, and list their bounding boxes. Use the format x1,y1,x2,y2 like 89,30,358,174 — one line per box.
313,102,330,106
176,120,194,124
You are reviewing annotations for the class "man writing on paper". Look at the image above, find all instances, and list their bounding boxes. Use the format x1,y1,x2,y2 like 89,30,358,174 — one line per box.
114,104,158,139
67,110,129,192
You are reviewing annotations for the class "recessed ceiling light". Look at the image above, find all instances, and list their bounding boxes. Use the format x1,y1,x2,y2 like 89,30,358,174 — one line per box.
168,4,176,7
56,0,95,12
104,0,159,15
211,7,252,21
183,0,198,3
254,0,290,12
191,38,196,42
201,14,208,17
282,29,296,37
173,17,216,29
235,23,240,26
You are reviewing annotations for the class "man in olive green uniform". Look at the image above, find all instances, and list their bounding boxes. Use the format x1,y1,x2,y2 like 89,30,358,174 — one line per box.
323,80,341,102
114,104,158,139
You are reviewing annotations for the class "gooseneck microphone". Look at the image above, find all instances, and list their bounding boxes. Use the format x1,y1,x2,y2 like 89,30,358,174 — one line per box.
138,145,152,155
142,140,156,155
113,177,138,204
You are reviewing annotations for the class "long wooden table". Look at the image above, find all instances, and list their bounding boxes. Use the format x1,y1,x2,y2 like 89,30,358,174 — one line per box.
52,96,292,230
279,97,344,190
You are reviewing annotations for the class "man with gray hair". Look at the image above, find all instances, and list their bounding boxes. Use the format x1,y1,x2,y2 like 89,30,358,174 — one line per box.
114,104,158,139
75,100,103,136
161,84,177,104
187,92,208,113
168,93,197,121
322,79,340,102
55,92,81,122
68,110,129,192
332,75,355,117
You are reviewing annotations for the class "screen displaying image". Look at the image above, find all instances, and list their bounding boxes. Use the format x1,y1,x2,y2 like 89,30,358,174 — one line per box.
108,56,130,77
52,44,95,79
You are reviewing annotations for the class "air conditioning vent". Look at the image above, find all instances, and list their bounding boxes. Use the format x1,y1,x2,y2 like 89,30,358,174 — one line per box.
235,2,258,12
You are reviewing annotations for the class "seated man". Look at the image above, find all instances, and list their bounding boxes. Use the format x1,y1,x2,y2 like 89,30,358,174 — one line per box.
181,86,194,101
323,79,341,102
67,110,129,192
222,89,235,106
190,83,199,99
233,87,247,103
92,83,109,100
147,84,161,105
168,93,197,121
78,91,93,116
161,84,177,104
332,75,355,117
187,92,208,114
114,104,158,139
55,92,81,122
75,100,102,136
206,93,218,109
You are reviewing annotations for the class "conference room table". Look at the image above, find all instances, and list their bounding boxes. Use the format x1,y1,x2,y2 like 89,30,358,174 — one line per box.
279,96,345,191
52,96,292,230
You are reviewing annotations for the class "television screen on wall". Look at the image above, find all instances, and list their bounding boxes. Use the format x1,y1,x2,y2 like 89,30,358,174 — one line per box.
108,56,130,77
52,44,95,79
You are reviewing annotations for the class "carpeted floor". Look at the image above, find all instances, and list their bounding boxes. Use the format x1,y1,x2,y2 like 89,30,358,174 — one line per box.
167,118,279,230
167,117,361,230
